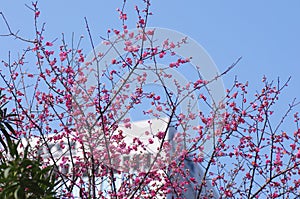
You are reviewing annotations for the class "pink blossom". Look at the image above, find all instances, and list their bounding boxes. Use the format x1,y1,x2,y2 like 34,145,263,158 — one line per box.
156,105,162,112
147,29,154,35
148,138,154,144
129,32,134,38
156,131,165,140
170,42,176,48
297,149,300,158
35,11,40,17
45,41,53,46
111,59,117,64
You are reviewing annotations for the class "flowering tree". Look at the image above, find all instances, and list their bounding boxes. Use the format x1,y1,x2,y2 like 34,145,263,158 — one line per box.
0,1,300,198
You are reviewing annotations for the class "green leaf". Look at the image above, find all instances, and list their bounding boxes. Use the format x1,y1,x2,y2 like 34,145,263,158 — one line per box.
0,125,14,155
14,186,19,199
4,167,10,178
4,122,17,137
24,144,30,159
0,136,8,153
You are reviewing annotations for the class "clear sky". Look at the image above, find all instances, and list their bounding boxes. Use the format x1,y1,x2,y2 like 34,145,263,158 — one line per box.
1,0,299,120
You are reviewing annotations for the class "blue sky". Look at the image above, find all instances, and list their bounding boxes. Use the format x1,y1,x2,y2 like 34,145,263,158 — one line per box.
1,0,299,118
